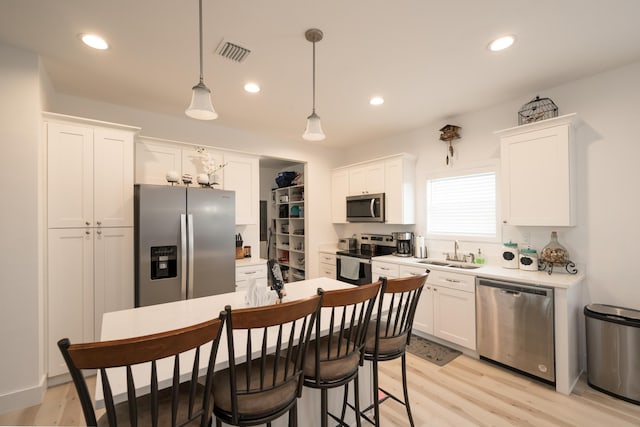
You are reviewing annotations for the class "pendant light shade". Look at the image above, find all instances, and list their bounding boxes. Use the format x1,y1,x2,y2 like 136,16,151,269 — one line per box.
302,28,325,141
185,0,217,120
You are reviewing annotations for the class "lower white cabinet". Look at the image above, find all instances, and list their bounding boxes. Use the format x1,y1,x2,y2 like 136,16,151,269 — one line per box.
318,253,337,279
399,265,476,351
47,227,133,377
235,262,268,292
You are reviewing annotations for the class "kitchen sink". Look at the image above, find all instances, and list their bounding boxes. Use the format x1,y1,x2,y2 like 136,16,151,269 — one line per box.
418,259,480,269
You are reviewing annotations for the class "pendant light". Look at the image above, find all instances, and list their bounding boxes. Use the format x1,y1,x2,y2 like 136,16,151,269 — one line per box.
302,28,325,141
186,0,218,120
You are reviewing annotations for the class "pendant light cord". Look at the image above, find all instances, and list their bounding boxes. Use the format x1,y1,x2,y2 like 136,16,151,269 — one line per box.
198,0,204,84
312,40,316,114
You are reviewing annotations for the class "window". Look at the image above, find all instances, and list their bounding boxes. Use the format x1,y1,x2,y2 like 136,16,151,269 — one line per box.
426,170,497,239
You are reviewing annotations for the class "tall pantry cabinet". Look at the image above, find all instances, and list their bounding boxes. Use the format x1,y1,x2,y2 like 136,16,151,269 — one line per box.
44,113,139,378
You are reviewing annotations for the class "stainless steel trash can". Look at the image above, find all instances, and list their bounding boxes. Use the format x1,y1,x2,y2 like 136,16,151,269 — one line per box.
584,304,640,405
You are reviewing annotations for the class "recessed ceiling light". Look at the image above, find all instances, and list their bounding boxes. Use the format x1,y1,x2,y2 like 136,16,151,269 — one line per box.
244,82,260,93
488,35,515,52
80,34,109,50
370,96,384,106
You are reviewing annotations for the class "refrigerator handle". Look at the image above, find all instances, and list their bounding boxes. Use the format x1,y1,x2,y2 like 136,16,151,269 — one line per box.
180,214,187,300
188,214,195,299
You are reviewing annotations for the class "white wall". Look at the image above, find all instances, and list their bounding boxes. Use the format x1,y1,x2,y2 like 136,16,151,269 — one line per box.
336,60,640,309
0,43,45,412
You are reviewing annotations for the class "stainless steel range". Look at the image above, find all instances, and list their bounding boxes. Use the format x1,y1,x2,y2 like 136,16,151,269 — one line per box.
335,234,395,285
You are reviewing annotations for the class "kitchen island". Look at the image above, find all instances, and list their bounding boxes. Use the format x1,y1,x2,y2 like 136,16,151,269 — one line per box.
97,277,371,426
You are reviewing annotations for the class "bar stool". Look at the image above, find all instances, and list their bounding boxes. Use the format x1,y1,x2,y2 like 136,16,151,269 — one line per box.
212,294,322,426
303,281,382,427
58,313,226,427
361,273,428,427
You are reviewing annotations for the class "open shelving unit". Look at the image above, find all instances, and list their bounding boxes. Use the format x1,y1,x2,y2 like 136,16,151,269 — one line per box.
272,184,305,283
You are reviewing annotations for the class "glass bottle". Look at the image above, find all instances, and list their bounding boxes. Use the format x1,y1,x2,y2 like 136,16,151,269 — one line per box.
540,231,569,265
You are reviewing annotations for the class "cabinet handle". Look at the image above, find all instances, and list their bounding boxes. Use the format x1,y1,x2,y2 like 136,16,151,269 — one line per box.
243,271,257,275
97,230,102,235
85,230,90,235
97,221,102,226
85,221,90,226
445,278,461,283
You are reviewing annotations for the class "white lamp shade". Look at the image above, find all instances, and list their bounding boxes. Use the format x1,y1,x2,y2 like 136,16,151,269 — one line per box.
186,82,218,120
302,112,325,141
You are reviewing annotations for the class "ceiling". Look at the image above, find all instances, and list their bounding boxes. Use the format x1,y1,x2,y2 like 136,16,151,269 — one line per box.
2,1,640,147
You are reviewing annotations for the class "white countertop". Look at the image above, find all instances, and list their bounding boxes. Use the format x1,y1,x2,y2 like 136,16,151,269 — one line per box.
235,257,268,267
372,255,584,289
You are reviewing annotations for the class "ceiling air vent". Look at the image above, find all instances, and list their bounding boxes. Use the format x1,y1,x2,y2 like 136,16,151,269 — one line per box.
216,40,251,62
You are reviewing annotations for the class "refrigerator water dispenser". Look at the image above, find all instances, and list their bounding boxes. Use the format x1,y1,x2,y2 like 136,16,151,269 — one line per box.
150,246,177,279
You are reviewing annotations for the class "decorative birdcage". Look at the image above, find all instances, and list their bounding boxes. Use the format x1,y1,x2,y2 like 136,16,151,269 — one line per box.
518,96,558,125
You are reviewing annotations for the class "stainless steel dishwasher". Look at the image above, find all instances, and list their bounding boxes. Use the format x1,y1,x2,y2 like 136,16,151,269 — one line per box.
476,277,555,384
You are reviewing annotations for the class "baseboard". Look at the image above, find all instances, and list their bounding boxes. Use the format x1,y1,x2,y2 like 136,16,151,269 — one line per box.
0,374,46,415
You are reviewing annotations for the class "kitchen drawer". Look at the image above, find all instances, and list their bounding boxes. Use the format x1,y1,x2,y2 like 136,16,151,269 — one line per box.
236,263,267,283
318,253,336,266
399,264,429,278
426,270,475,293
319,263,337,279
372,261,399,279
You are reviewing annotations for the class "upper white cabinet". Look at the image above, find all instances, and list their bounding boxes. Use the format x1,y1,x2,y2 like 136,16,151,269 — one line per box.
331,168,349,223
348,161,385,195
332,153,415,224
497,114,578,226
46,114,138,228
223,153,259,225
135,139,182,185
135,138,258,225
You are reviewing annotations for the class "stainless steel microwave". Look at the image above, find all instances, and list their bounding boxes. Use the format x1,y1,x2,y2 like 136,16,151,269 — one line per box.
346,193,385,222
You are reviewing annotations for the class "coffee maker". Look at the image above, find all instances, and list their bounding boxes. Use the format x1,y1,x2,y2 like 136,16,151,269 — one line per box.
392,232,414,257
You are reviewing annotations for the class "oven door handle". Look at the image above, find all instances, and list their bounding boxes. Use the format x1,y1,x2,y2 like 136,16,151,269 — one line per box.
337,255,371,264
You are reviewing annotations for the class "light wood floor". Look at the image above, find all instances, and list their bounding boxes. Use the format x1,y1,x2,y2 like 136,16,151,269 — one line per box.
2,353,639,426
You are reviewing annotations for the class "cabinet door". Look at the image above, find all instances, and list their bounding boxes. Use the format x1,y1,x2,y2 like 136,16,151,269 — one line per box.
47,122,93,228
47,228,94,377
134,140,182,185
331,169,349,223
501,123,573,226
433,286,476,350
94,227,134,339
94,128,134,227
371,261,399,282
224,153,259,224
413,285,434,335
349,162,385,195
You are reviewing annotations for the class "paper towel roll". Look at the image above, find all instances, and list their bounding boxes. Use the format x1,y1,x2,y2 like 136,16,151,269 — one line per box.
414,235,426,258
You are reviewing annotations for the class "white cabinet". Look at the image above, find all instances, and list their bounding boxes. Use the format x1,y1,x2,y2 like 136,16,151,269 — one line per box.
332,154,415,224
47,117,137,228
318,252,337,279
384,155,416,224
497,113,578,226
348,161,385,195
398,265,476,350
224,153,259,225
235,262,268,292
331,169,349,223
47,227,133,377
93,227,134,339
372,261,399,281
45,113,138,378
135,139,182,185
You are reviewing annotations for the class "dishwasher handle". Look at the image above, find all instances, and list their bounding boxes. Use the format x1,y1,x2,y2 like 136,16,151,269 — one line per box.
477,277,552,297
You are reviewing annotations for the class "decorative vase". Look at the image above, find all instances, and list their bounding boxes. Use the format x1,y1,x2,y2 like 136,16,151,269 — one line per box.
540,231,569,265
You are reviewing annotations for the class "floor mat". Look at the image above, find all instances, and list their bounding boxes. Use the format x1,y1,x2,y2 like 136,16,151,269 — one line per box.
406,335,461,366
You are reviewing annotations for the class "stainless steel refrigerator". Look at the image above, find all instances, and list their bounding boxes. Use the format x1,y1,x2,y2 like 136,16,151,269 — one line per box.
134,184,236,307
